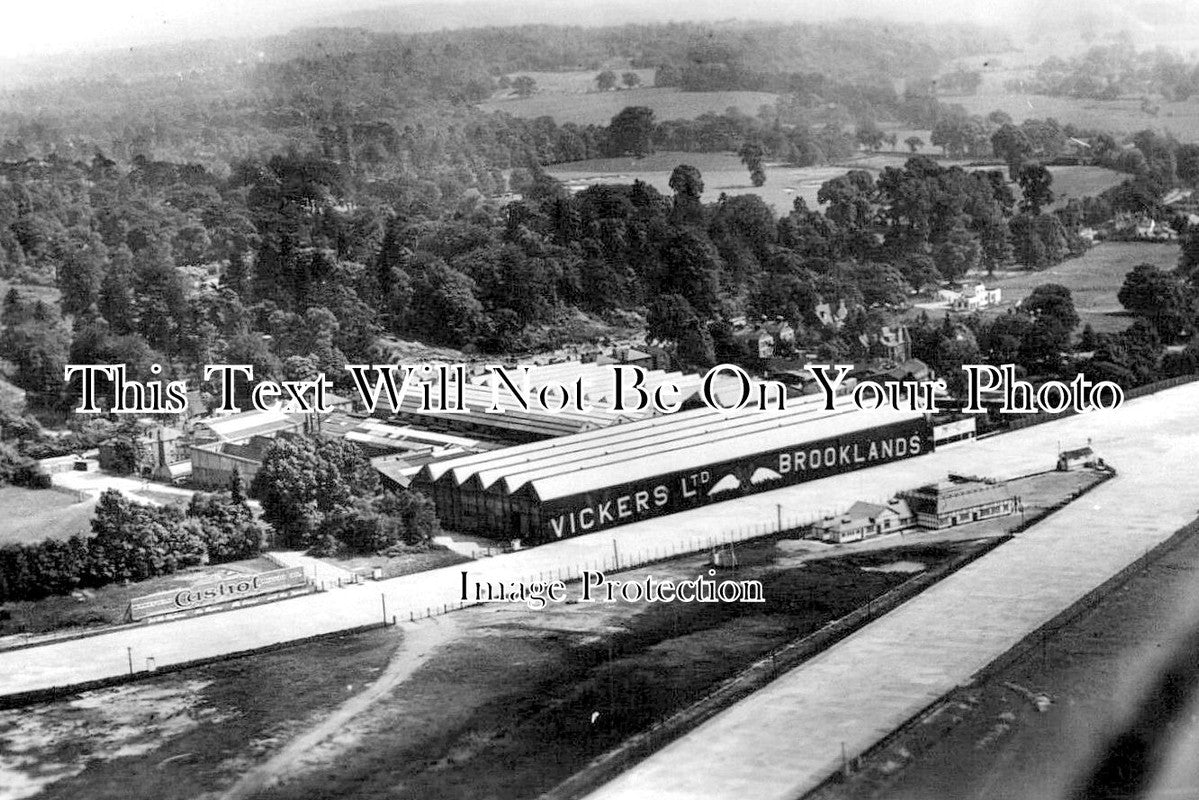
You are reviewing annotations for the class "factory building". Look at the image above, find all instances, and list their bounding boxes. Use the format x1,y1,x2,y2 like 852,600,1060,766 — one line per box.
411,400,934,544
386,362,794,443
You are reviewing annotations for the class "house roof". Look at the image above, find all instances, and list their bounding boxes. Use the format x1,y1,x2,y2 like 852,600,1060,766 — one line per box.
1060,446,1093,460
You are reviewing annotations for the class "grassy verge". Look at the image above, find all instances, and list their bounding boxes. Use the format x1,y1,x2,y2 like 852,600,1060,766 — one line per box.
0,556,280,637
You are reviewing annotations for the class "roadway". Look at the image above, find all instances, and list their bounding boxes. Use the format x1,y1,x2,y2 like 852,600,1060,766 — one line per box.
585,383,1199,800
0,387,1181,699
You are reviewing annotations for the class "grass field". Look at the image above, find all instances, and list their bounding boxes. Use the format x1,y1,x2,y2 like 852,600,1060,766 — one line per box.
0,487,94,546
322,547,470,581
546,150,1127,217
479,86,778,126
491,69,658,97
981,241,1181,334
546,151,851,213
0,628,402,800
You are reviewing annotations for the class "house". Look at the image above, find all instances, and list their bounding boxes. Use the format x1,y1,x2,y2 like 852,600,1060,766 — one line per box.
1057,446,1095,471
878,325,912,362
810,499,915,544
731,327,775,360
814,299,849,328
98,426,189,479
899,478,1019,529
947,283,1002,311
761,319,796,348
875,358,933,384
859,325,912,362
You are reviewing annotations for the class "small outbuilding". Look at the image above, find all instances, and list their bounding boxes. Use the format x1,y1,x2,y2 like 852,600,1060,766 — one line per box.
1057,447,1095,471
899,479,1019,529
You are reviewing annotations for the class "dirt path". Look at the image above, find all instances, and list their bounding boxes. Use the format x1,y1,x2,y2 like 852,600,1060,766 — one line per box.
220,617,461,800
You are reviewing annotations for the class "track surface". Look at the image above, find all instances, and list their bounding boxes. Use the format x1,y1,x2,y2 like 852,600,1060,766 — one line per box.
585,386,1199,800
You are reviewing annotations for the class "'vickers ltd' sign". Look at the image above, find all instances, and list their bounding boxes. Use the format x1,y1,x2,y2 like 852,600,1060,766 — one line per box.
129,566,307,620
538,418,932,541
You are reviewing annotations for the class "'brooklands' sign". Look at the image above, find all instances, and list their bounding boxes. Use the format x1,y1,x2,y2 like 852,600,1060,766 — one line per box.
538,417,933,541
129,566,307,620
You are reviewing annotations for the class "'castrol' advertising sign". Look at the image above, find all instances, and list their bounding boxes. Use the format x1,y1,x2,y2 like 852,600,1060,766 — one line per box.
129,567,307,620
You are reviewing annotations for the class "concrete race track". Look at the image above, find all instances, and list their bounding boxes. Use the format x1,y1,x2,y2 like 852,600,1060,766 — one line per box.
585,384,1199,800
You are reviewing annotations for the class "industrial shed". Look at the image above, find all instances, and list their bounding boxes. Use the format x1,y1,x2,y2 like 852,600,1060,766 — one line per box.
387,364,793,443
411,402,934,544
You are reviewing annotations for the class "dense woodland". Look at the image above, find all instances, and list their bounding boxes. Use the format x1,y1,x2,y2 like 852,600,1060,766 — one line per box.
2,19,1199,602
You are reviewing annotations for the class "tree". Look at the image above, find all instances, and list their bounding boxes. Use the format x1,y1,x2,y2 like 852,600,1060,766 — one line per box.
854,120,886,152
1023,284,1080,332
406,259,486,346
991,124,1033,170
187,490,267,562
1016,162,1055,214
738,141,767,187
607,106,656,157
511,75,537,98
596,70,618,91
56,231,107,316
251,437,379,548
621,71,641,89
905,136,924,153
668,163,705,225
1117,263,1194,343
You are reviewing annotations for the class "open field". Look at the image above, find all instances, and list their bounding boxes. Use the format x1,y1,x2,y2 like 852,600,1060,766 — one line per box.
479,87,778,126
1043,164,1128,205
0,488,93,546
0,627,403,800
321,547,470,581
980,241,1180,334
953,90,1199,140
490,69,658,97
547,150,1126,217
546,151,854,213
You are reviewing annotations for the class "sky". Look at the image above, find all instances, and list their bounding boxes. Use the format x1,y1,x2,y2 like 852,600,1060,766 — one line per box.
0,0,371,57
0,0,1190,60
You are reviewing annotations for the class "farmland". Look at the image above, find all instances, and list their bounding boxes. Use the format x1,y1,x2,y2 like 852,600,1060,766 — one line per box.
981,241,1180,334
545,151,847,212
0,488,94,546
479,86,778,126
545,151,1127,216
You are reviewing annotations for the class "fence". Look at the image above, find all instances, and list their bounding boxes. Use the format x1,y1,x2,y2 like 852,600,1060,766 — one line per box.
399,508,838,625
980,373,1199,439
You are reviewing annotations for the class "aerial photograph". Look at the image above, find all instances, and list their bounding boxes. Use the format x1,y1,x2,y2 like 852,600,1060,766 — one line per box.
2,0,1199,798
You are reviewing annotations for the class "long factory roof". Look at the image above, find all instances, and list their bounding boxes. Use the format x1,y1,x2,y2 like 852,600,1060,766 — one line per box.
421,390,816,487
416,396,925,502
391,368,776,440
522,408,923,502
